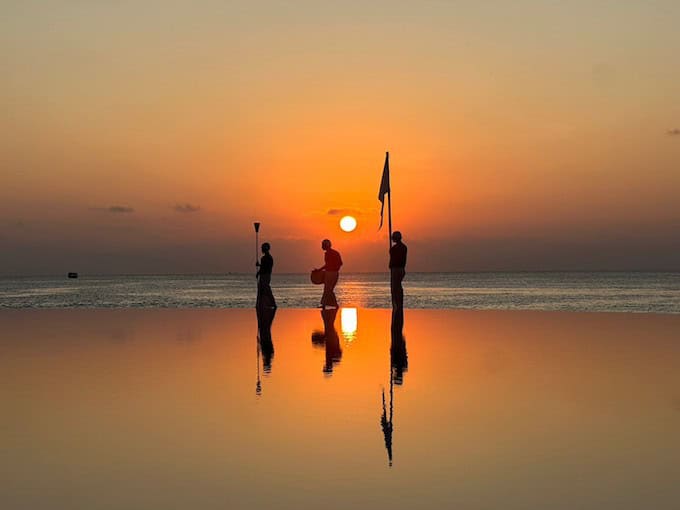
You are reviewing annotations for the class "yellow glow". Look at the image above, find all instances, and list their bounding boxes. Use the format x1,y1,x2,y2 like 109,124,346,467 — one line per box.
340,307,358,342
339,216,357,232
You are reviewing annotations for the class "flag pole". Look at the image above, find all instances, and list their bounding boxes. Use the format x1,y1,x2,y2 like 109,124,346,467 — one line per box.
387,152,393,249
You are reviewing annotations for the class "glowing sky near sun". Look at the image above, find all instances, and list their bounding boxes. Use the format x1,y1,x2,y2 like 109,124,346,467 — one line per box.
1,1,680,274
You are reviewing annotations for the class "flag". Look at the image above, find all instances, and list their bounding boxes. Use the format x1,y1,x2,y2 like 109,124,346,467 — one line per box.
378,152,390,229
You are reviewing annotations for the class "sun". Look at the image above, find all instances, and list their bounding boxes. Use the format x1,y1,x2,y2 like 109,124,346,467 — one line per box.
339,215,357,232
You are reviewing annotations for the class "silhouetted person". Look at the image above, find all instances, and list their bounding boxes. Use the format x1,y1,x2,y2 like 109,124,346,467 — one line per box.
256,306,276,374
314,239,343,309
389,231,407,309
256,242,276,310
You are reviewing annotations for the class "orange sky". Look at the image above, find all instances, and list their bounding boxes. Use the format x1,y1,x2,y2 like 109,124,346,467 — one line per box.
2,1,680,273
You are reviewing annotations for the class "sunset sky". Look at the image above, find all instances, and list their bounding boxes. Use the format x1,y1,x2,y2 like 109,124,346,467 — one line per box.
2,1,680,274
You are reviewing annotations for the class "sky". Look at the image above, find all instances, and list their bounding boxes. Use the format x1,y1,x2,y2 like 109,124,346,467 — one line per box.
2,0,680,274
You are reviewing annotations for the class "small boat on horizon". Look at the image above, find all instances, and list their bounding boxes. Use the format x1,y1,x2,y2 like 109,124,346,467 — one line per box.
68,272,78,279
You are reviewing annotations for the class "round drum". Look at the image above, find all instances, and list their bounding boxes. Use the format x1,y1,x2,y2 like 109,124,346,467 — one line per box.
310,269,325,285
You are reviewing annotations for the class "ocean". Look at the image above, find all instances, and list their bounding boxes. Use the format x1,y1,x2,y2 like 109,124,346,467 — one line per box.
1,272,679,313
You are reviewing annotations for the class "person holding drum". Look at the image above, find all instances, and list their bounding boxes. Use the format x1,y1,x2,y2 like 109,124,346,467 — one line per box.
313,239,343,309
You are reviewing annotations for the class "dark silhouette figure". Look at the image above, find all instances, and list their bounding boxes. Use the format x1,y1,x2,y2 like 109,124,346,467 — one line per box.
381,308,408,466
389,231,407,309
256,242,276,310
313,239,343,309
311,308,342,375
255,306,276,396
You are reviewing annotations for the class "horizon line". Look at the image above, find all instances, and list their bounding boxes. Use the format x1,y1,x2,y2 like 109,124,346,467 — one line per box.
2,270,680,279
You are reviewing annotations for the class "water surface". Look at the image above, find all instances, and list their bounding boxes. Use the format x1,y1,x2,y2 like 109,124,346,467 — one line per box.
2,309,680,509
2,272,680,313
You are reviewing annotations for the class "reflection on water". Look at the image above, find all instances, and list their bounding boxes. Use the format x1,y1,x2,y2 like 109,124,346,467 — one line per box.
381,309,410,467
341,307,358,342
255,307,276,395
2,309,680,510
311,308,343,375
391,309,408,386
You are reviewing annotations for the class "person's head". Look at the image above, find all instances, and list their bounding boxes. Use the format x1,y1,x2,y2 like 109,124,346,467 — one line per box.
321,239,331,250
261,242,271,253
392,231,402,243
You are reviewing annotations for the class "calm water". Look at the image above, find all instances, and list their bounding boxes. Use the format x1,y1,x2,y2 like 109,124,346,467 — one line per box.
2,308,680,509
2,272,680,313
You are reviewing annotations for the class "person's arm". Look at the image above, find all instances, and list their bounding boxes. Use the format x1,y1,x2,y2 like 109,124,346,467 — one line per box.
256,256,264,278
315,252,329,271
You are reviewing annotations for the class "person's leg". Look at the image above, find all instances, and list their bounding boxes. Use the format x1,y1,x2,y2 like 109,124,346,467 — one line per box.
261,273,276,308
323,271,339,308
396,269,405,308
390,269,396,308
391,268,405,308
266,283,276,308
321,272,330,306
328,271,339,307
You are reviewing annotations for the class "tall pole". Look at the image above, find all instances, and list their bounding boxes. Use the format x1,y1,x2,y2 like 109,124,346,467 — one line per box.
254,221,262,390
387,151,393,249
254,222,260,275
256,333,262,396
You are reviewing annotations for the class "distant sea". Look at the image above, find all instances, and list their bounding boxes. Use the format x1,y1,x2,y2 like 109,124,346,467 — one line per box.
2,272,680,313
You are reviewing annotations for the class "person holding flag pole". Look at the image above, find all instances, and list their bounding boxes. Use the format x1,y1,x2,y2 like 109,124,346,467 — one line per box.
379,152,408,309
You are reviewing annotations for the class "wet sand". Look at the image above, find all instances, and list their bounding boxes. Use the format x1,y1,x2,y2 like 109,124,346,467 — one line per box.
2,309,680,509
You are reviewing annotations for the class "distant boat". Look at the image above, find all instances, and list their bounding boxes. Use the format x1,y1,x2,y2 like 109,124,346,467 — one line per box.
68,272,78,279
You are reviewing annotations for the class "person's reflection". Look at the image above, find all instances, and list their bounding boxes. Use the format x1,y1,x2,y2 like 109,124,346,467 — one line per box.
381,308,408,466
311,308,342,375
256,306,276,395
390,308,408,385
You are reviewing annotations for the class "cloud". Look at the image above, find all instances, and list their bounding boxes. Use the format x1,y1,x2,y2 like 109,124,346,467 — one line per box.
106,205,135,213
89,205,135,213
327,208,361,217
173,203,201,213
668,128,680,136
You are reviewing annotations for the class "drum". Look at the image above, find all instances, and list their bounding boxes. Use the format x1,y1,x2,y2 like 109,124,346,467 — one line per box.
310,269,325,285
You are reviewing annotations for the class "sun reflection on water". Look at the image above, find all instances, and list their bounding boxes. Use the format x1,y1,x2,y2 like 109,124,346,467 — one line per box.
340,307,357,342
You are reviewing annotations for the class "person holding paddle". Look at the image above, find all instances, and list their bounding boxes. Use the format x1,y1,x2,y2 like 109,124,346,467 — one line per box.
256,242,276,310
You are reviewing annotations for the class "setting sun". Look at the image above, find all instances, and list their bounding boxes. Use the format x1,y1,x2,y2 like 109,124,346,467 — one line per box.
339,216,357,232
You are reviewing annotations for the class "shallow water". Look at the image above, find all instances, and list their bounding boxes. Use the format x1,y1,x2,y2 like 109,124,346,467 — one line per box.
2,309,680,509
2,272,680,313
